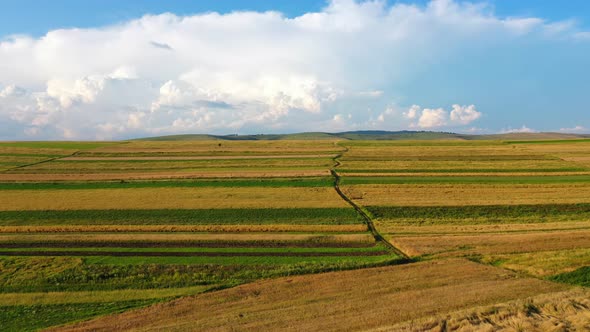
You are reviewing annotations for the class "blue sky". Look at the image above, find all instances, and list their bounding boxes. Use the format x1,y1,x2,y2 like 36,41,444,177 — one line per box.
0,0,589,139
2,0,589,36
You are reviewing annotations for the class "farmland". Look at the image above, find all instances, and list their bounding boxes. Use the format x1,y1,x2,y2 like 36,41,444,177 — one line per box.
1,137,589,330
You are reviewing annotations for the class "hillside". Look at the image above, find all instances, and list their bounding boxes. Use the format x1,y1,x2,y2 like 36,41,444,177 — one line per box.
137,130,589,141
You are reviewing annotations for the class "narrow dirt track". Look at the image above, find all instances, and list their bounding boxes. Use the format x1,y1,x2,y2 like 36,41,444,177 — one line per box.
330,148,410,259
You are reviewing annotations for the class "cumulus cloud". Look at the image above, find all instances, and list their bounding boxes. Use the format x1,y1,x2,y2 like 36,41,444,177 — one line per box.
500,125,537,133
399,104,481,128
418,108,447,128
450,104,481,124
0,0,587,139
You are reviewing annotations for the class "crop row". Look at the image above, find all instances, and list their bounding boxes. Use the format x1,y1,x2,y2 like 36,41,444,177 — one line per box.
341,175,590,185
0,177,334,190
367,203,590,221
0,208,363,225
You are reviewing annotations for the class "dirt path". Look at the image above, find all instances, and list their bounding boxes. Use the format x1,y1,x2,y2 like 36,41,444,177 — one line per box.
330,148,410,259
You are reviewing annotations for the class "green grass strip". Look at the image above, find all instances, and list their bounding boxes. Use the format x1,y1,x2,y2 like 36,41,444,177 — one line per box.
83,254,397,265
0,177,333,190
367,203,590,220
548,266,590,287
0,300,156,332
0,208,362,226
341,175,590,185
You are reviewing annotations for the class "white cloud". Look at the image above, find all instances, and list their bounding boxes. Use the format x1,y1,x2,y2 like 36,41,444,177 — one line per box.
450,104,481,124
400,104,481,128
403,105,420,119
559,125,587,133
500,125,537,133
418,108,447,128
0,0,587,139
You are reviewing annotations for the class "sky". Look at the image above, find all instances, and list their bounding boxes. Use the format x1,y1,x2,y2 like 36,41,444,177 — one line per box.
0,0,589,140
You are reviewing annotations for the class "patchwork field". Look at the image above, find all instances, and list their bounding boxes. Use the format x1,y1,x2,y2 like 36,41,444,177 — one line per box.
1,138,589,331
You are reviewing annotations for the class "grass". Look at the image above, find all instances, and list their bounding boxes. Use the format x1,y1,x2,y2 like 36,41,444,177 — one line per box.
0,256,400,293
477,248,590,277
366,203,590,224
0,208,362,225
549,266,590,287
0,285,211,306
0,300,156,332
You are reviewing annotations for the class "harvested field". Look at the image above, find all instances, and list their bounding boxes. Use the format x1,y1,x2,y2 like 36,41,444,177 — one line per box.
341,175,590,185
339,159,579,171
376,221,590,235
390,229,590,257
50,259,565,332
388,288,590,332
344,184,590,206
479,248,590,277
83,140,344,156
11,158,333,173
0,187,349,210
0,286,211,306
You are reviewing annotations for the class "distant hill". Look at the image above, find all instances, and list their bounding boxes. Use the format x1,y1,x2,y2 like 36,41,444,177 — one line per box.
137,130,590,141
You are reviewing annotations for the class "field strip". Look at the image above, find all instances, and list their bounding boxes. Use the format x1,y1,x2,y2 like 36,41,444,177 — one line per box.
341,175,590,185
341,171,590,177
378,221,590,235
0,152,76,173
0,186,350,210
0,233,375,243
0,250,389,257
0,208,363,226
0,285,211,306
390,229,590,257
0,224,368,233
62,154,337,161
48,259,565,332
0,169,331,181
0,177,335,190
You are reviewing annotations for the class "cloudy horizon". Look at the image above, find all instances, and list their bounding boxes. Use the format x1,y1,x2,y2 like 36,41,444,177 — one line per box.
1,0,589,140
